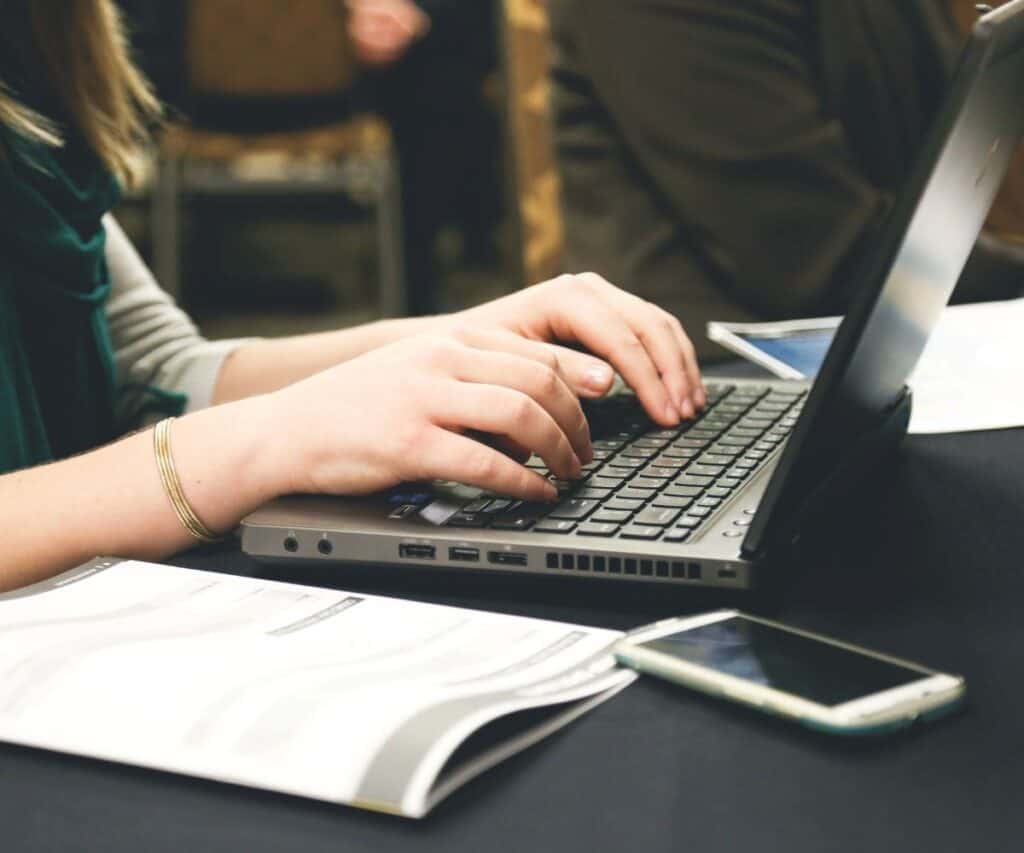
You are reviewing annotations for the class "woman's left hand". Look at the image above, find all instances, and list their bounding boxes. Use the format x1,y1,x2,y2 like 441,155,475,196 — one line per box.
445,273,705,427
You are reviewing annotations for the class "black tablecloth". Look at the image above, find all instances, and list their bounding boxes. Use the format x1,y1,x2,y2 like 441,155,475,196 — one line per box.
4,429,1024,852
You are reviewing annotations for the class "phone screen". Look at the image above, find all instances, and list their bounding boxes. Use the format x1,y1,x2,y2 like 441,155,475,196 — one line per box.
640,616,928,706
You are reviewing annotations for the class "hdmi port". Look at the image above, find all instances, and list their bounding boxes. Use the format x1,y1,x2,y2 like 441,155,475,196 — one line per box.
488,551,527,566
400,544,435,560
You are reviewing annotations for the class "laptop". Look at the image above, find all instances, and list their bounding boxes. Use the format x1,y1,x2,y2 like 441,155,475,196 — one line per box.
242,1,1024,589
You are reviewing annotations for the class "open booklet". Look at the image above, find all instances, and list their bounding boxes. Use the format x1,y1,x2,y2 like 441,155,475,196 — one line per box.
0,559,634,818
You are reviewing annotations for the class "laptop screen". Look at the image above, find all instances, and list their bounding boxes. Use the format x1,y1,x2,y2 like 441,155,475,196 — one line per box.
744,2,1024,558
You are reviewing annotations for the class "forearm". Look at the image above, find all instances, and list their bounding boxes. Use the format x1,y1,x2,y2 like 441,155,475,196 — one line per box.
0,395,288,592
212,315,445,403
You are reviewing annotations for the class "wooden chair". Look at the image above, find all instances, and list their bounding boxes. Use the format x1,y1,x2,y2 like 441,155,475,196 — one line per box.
151,0,405,314
501,0,564,287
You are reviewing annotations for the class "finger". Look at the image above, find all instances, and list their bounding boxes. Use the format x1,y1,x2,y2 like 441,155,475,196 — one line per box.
469,432,532,465
664,309,706,408
576,276,699,419
449,348,592,464
543,285,679,426
434,381,582,480
454,328,615,399
417,429,557,501
630,303,697,420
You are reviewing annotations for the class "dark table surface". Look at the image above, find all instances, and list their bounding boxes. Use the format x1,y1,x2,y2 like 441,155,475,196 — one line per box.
4,425,1024,852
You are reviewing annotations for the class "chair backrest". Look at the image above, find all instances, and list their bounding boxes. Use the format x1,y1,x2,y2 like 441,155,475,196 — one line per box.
502,0,564,286
185,0,356,98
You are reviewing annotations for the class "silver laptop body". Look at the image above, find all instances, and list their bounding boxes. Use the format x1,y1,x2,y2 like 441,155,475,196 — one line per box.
242,2,1024,590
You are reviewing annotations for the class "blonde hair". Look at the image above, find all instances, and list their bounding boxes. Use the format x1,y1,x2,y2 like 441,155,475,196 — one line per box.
0,0,161,184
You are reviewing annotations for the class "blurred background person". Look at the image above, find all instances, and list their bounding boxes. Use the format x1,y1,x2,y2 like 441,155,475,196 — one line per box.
549,0,1024,360
347,0,502,315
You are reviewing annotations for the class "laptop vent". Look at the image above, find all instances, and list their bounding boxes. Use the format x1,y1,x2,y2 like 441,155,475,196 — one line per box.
544,552,702,581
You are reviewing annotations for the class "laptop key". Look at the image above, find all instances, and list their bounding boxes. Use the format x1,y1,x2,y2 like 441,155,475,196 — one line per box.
619,524,663,540
659,446,701,460
634,507,682,527
577,522,620,536
638,466,676,480
651,495,694,509
534,519,576,533
448,512,489,528
616,488,655,502
695,454,734,467
665,485,703,498
718,477,742,490
548,499,599,520
589,476,625,491
490,516,536,530
574,487,613,500
676,475,714,488
685,464,726,478
592,509,632,523
631,477,665,491
663,528,691,542
606,498,645,512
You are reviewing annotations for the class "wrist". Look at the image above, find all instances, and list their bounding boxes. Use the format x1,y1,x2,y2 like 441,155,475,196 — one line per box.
170,395,297,530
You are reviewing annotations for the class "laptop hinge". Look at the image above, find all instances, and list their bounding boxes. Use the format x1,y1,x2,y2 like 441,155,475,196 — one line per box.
741,386,913,565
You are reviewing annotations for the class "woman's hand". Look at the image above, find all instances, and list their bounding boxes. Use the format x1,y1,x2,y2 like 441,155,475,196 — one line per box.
446,273,705,426
264,332,599,501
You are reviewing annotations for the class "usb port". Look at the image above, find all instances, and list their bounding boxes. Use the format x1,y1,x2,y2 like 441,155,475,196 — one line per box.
488,551,527,566
399,544,435,560
448,547,479,562
718,567,737,579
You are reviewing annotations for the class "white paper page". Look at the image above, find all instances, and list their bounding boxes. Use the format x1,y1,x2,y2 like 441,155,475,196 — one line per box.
906,297,1024,434
0,560,630,814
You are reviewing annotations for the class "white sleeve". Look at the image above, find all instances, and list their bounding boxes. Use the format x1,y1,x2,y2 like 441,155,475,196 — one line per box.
103,215,256,428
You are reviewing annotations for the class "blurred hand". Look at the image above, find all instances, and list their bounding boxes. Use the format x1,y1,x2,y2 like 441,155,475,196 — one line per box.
346,0,430,67
267,332,594,501
447,273,705,427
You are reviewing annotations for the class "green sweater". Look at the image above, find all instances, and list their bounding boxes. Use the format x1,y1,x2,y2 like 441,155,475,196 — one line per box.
0,124,123,473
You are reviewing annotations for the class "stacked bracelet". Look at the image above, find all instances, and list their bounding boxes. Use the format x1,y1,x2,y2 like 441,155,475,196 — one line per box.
153,417,227,545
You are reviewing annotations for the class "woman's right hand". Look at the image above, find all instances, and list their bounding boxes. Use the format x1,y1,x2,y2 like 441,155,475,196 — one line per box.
260,332,610,502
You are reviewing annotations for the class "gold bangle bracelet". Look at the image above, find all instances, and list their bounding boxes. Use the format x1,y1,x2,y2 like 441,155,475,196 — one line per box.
153,417,226,545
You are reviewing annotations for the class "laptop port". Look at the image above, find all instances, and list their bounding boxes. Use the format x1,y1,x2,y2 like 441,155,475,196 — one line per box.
400,544,435,560
283,536,299,553
718,567,737,580
448,547,479,562
317,539,333,556
488,551,527,566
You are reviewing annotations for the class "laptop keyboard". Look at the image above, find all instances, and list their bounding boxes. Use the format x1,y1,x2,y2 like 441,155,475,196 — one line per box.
394,384,806,543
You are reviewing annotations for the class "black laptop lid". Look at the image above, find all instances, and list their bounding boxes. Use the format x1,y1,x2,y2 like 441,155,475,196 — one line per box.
743,1,1024,558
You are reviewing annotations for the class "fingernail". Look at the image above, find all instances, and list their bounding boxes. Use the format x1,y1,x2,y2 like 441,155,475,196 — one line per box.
542,481,558,501
664,400,680,423
680,398,695,420
583,362,613,391
694,386,707,408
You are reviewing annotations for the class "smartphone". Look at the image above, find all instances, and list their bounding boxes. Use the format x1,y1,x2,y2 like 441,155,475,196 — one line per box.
614,610,965,736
